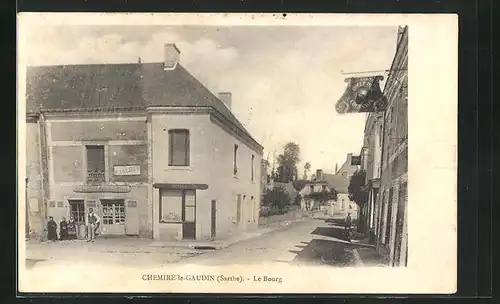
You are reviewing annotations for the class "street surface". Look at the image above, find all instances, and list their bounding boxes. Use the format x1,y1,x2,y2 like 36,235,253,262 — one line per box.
179,217,367,267
24,217,385,270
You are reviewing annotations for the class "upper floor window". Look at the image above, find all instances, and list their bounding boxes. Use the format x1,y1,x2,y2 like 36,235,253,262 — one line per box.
310,185,314,193
321,185,327,192
251,154,255,181
169,129,190,166
86,145,105,183
233,144,239,175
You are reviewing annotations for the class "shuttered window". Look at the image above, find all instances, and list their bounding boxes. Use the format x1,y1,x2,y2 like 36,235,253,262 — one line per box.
168,129,190,166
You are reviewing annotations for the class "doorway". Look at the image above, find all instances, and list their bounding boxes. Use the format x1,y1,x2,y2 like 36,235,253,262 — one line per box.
211,200,216,240
100,199,126,235
393,182,407,266
236,194,242,224
69,200,85,225
182,190,196,240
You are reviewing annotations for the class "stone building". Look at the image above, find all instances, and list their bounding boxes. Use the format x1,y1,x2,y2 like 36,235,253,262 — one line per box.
25,43,264,242
359,26,408,266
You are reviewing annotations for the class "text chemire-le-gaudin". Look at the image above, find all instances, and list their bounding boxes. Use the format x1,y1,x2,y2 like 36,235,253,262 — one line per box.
142,274,283,284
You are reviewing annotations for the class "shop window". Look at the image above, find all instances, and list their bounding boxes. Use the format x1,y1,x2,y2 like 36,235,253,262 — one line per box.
168,129,190,166
102,201,125,225
160,190,196,223
86,145,105,182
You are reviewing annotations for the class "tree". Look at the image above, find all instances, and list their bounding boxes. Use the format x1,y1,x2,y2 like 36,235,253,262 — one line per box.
348,169,368,207
276,142,301,182
303,162,311,180
262,187,291,215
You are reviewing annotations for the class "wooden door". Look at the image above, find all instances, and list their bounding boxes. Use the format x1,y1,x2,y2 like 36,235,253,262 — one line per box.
182,190,196,240
125,200,139,235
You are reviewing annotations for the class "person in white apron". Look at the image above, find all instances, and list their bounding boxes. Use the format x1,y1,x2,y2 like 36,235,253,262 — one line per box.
86,208,101,243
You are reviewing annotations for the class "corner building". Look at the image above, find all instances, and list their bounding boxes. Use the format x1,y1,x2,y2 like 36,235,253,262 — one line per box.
25,43,264,241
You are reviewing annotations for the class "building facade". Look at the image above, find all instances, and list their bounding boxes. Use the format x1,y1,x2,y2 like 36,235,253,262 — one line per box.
25,43,264,242
359,26,408,266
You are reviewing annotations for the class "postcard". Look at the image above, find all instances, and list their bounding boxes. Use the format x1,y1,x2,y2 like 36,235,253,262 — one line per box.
17,12,458,294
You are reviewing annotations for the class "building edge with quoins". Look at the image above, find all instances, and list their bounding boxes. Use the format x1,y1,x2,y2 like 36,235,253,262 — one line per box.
24,43,264,242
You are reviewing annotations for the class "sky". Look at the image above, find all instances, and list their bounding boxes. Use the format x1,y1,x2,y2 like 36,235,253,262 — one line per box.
24,25,399,175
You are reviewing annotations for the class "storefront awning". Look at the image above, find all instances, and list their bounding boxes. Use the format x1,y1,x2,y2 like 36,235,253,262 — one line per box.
153,183,209,190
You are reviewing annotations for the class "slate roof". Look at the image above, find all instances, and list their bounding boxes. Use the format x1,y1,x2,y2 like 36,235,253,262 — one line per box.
25,62,262,150
323,173,350,194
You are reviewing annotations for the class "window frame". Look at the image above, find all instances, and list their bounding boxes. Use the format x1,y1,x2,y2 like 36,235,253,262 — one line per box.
159,189,197,224
233,144,239,176
168,129,190,167
251,154,255,181
85,145,106,183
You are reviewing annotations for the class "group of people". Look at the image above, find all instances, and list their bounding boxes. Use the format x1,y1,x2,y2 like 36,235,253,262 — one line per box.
46,208,101,243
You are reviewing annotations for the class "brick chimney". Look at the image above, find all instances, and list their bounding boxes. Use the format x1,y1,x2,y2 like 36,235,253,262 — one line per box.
316,169,323,181
218,92,232,110
164,43,180,70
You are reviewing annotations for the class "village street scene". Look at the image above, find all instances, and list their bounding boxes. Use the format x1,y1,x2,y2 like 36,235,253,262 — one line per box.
23,24,408,271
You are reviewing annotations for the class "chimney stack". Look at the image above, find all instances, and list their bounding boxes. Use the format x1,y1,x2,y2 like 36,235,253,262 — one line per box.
335,163,338,174
316,169,323,181
164,43,180,70
347,153,353,166
218,92,232,110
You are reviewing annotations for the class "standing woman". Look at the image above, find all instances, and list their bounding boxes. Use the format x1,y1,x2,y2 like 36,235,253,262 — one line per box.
67,215,77,240
59,217,68,240
47,216,58,242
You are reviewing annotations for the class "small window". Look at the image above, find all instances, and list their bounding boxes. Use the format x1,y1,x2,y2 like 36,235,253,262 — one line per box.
251,155,255,181
233,144,239,175
169,129,190,166
322,185,326,192
310,185,314,192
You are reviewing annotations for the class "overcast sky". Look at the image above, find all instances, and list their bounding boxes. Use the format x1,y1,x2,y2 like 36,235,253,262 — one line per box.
24,25,399,174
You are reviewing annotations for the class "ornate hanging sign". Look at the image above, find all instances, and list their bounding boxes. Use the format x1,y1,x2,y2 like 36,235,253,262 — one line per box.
335,75,388,114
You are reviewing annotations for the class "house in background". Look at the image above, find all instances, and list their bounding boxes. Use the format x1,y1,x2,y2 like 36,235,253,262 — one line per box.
297,179,336,212
25,43,264,242
334,153,359,178
323,173,358,219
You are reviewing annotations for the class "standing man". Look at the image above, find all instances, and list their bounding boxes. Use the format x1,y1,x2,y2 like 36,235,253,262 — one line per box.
86,208,101,243
345,212,353,241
